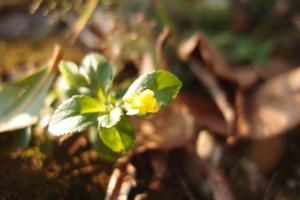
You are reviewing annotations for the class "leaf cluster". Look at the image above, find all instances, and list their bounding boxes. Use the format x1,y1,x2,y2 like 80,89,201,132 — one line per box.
48,53,182,160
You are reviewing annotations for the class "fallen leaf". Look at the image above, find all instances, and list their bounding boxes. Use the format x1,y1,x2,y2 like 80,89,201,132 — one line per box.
178,32,259,89
178,32,236,82
190,60,235,133
0,68,55,132
0,45,62,132
177,92,227,135
133,95,195,151
232,66,260,90
246,66,300,139
178,33,236,134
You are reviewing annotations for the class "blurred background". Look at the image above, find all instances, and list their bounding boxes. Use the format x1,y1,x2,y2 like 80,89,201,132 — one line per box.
1,0,300,199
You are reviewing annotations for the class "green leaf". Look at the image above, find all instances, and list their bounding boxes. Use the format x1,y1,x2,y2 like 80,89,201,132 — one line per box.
48,95,105,136
59,60,88,88
81,53,113,98
0,68,55,132
99,116,135,153
89,127,122,162
123,70,182,109
98,107,123,128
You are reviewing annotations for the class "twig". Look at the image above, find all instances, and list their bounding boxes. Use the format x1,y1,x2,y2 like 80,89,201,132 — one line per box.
155,26,171,68
48,44,64,74
70,0,99,43
118,164,136,200
105,167,125,200
105,155,136,200
67,135,87,156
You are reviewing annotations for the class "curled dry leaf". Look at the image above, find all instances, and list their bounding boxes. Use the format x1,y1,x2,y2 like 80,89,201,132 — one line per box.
178,32,236,82
178,32,259,89
177,32,262,137
190,60,235,133
178,33,236,134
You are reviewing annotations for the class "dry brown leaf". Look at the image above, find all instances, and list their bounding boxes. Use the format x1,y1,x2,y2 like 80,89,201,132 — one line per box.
190,60,235,134
177,33,270,138
132,91,232,153
177,92,227,135
178,32,236,82
246,66,300,139
248,136,286,172
133,95,195,152
232,66,260,89
178,33,237,134
178,32,259,89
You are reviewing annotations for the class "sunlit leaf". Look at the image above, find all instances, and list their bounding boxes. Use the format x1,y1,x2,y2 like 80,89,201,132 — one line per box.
89,127,121,162
98,107,123,128
0,68,55,132
48,95,105,136
81,53,113,99
59,60,88,88
98,116,135,153
123,70,182,113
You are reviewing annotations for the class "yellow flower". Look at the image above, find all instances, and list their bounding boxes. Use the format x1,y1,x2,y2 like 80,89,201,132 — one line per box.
125,89,159,115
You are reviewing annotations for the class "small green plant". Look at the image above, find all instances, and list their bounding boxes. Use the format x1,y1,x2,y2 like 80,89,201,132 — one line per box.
48,53,182,159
